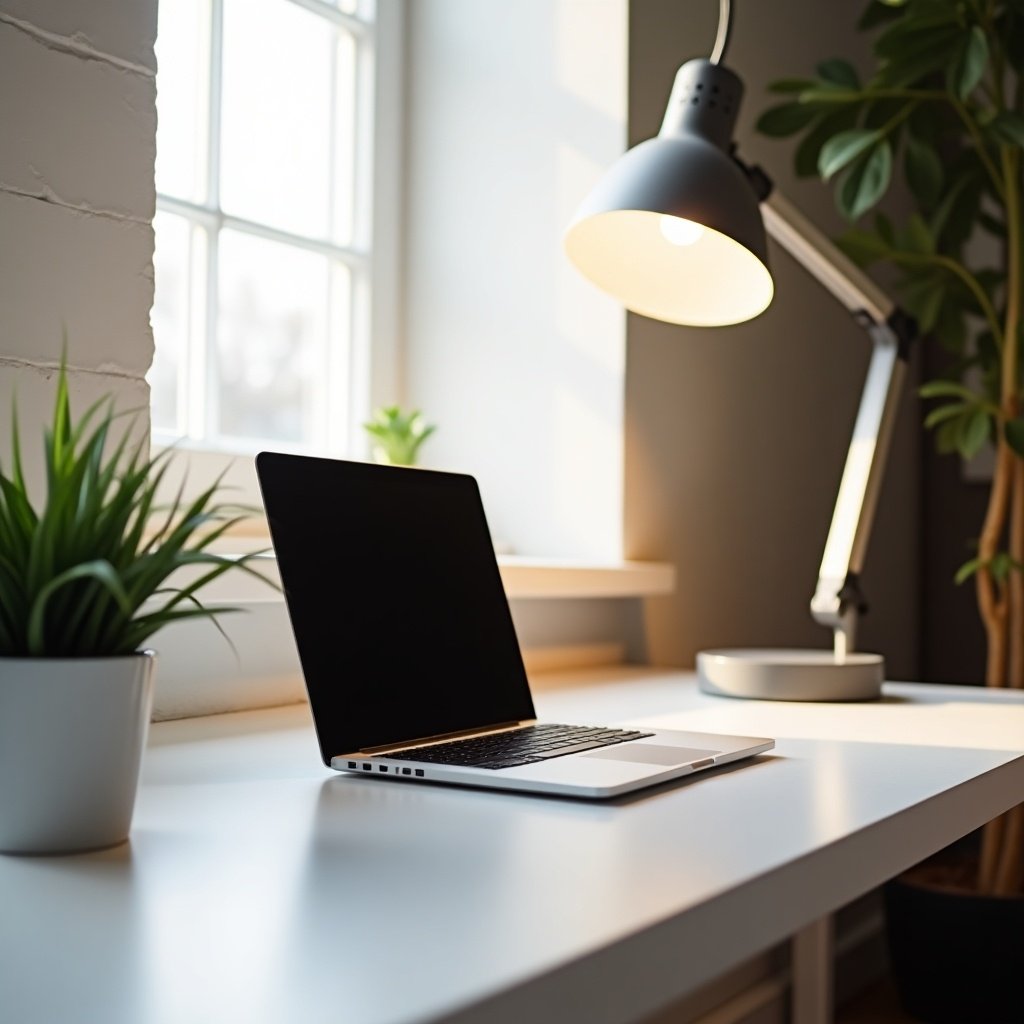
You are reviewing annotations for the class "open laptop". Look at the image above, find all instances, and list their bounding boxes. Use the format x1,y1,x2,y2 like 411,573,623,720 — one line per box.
256,452,773,799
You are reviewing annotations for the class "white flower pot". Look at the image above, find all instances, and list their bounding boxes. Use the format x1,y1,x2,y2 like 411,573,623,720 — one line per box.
0,652,156,854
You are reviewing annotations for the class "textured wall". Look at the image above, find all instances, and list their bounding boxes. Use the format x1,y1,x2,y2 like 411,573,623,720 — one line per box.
0,1,157,487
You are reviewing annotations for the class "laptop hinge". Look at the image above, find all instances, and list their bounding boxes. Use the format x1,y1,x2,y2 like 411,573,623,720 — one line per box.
346,719,537,758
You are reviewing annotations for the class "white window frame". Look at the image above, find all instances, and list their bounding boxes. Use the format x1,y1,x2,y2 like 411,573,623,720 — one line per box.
150,0,405,509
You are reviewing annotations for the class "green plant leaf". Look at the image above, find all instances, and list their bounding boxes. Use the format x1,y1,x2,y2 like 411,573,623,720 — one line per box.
903,135,943,208
1005,417,1024,458
908,281,944,333
904,213,936,254
756,103,821,137
989,112,1024,148
954,557,982,585
793,107,860,178
931,174,982,251
819,129,880,180
794,87,863,105
816,59,860,89
836,229,891,266
989,552,1024,583
859,1,904,30
949,26,989,100
26,559,131,655
919,379,981,401
837,141,893,220
768,78,816,94
958,408,991,459
936,417,962,454
924,402,968,430
874,16,961,86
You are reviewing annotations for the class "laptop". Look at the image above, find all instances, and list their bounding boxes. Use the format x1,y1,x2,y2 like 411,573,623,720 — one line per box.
256,452,773,799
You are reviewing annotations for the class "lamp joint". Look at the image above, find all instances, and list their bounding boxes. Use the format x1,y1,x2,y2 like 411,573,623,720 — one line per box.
733,154,773,202
812,572,868,629
837,573,868,615
886,307,918,361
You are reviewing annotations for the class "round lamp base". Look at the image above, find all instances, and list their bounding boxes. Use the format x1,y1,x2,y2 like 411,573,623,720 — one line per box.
697,649,884,702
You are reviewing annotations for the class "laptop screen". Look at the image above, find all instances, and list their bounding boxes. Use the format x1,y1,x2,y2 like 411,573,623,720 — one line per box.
256,453,536,763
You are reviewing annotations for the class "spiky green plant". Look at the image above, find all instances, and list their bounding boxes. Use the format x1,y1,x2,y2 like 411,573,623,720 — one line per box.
363,405,436,466
0,364,271,657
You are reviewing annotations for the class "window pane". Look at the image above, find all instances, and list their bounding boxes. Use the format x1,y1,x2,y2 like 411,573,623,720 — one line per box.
155,0,209,201
333,31,357,246
327,262,353,449
220,0,333,239
215,230,328,445
149,212,193,435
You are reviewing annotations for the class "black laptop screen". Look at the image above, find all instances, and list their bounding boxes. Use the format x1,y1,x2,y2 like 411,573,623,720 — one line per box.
256,453,536,763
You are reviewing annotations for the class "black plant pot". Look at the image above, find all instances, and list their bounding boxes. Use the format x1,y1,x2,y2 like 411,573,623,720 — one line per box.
884,867,1024,1023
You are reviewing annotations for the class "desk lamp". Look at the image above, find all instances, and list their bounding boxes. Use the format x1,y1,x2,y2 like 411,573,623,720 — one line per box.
564,0,915,701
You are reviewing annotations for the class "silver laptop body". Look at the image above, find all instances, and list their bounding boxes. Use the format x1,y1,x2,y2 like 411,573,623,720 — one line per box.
256,452,773,799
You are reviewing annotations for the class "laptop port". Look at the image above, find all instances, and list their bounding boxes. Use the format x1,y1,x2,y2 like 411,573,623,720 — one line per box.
415,769,424,777
402,768,411,776
379,765,388,772
362,764,372,771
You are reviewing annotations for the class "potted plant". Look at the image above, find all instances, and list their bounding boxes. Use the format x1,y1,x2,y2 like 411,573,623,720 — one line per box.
757,0,1023,1018
363,405,436,466
0,363,267,854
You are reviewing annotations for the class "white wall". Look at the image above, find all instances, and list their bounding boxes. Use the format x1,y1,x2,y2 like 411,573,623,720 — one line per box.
402,0,628,561
0,0,156,482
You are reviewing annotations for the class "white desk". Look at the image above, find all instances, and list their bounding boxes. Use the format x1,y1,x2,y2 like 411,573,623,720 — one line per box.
2,669,1022,1024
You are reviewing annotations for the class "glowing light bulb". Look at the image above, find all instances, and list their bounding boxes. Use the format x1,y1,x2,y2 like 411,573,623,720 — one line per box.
659,216,704,247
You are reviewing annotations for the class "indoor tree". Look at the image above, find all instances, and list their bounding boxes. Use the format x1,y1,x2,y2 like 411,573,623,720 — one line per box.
757,0,1024,895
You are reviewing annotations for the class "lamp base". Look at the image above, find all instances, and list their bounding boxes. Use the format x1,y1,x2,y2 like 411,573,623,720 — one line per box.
697,648,883,702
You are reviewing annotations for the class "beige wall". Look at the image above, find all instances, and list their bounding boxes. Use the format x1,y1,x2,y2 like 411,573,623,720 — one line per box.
624,0,922,677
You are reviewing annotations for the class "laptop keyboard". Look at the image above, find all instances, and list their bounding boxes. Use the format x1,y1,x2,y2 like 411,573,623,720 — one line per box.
381,723,655,770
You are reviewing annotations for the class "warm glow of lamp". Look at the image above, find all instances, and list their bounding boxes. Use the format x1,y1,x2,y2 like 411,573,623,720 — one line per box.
659,215,704,246
564,208,773,326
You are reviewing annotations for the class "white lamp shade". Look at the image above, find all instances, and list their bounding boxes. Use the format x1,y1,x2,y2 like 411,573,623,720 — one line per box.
564,134,774,326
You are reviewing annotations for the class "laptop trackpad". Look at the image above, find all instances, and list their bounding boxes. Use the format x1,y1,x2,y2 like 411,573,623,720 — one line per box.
584,744,720,767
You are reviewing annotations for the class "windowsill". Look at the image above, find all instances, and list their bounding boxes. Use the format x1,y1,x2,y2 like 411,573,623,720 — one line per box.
149,554,675,721
175,548,675,601
496,557,675,599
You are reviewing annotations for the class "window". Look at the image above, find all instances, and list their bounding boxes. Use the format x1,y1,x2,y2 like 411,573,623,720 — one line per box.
150,0,382,457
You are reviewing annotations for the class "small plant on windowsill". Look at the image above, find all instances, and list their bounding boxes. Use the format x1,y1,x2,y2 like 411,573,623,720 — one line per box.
363,405,437,466
0,360,273,856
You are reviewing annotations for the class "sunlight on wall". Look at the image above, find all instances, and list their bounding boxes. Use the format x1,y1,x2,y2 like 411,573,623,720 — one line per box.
403,0,628,560
555,0,627,121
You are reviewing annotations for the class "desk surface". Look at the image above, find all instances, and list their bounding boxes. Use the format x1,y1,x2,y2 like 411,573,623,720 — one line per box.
2,669,1022,1024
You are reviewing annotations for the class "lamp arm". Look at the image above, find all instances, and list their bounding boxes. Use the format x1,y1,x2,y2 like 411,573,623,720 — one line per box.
745,170,916,659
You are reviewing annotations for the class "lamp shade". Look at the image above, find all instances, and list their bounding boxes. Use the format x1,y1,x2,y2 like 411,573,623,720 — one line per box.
564,60,773,327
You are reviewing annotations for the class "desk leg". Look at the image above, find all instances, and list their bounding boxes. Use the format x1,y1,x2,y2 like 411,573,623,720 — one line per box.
792,915,833,1024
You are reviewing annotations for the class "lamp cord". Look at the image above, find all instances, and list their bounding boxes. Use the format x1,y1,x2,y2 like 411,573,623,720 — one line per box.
710,0,732,64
